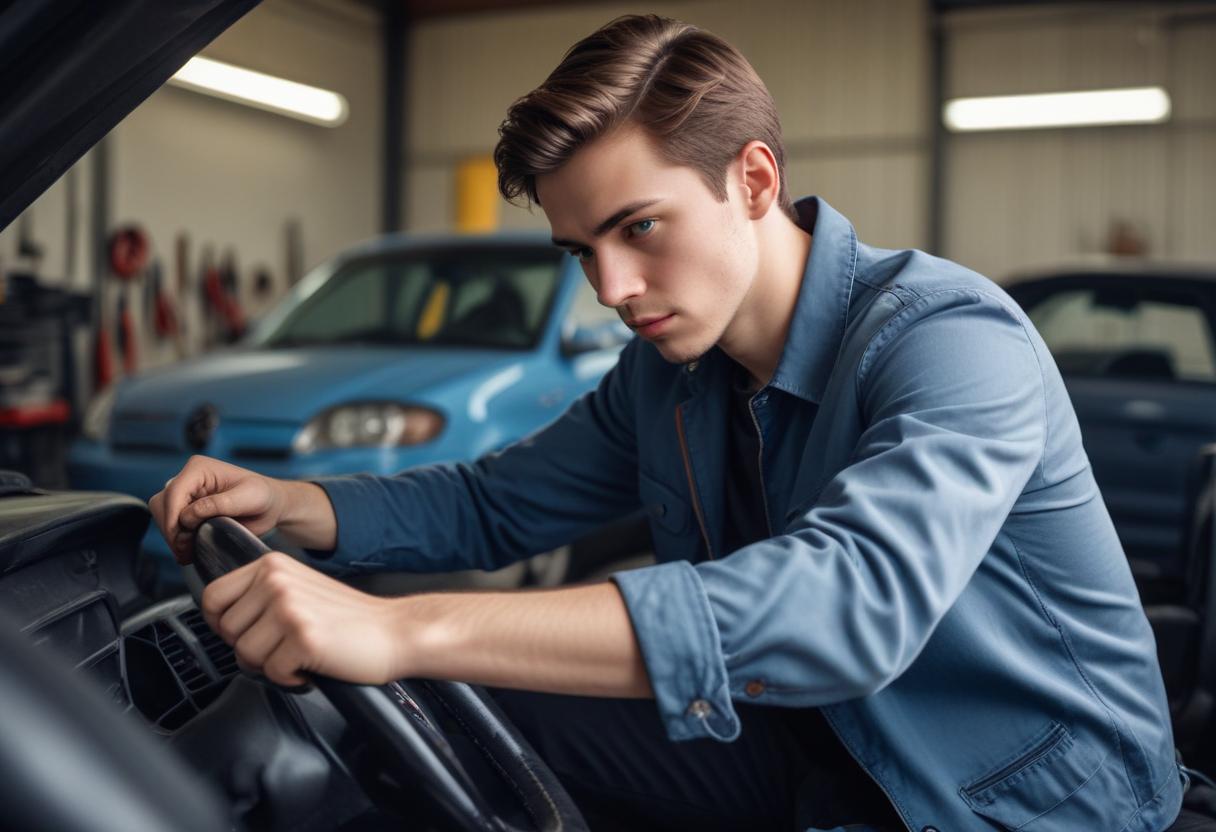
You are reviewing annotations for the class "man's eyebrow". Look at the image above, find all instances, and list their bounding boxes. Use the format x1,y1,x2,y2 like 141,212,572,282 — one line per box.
550,199,662,248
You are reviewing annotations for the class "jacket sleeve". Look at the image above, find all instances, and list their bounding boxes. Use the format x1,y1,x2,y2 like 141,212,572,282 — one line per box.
612,289,1048,742
307,341,642,572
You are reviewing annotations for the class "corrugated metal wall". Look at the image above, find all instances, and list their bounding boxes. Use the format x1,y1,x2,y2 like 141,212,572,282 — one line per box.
943,3,1216,281
404,0,931,250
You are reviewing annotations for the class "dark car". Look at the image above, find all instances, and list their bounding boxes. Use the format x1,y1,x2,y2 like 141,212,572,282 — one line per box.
1006,264,1216,601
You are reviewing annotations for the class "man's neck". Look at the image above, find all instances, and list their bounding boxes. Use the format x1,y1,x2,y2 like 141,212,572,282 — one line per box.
718,212,813,388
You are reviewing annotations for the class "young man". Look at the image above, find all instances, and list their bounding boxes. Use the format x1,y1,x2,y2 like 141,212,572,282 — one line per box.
150,14,1182,831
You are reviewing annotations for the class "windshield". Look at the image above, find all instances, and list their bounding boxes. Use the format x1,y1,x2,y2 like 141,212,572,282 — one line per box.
255,247,564,350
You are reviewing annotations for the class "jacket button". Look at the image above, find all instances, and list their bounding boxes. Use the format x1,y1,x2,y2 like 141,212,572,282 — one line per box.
648,503,666,518
921,827,940,832
686,360,699,373
686,699,712,718
744,680,765,697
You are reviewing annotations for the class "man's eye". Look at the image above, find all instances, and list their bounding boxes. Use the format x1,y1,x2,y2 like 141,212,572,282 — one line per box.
571,247,594,262
628,219,656,238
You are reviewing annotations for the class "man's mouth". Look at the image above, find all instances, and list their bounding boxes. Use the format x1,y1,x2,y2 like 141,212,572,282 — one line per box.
626,314,675,338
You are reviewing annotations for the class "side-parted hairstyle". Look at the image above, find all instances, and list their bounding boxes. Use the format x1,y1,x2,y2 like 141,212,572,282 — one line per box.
494,14,795,220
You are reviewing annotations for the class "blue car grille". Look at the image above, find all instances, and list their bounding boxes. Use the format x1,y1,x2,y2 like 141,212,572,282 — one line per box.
111,413,184,453
110,412,298,459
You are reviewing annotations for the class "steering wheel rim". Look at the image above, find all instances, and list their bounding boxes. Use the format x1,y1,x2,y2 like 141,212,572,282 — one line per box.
191,517,587,832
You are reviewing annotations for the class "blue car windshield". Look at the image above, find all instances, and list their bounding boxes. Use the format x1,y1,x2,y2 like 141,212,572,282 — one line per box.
256,247,564,350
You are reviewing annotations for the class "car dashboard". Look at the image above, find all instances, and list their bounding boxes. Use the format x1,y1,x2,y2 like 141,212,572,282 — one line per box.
0,482,427,830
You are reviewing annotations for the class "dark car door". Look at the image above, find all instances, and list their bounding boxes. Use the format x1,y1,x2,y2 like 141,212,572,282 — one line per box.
1011,276,1216,593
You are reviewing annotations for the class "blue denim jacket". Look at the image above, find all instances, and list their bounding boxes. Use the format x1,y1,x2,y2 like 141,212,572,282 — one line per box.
315,197,1181,831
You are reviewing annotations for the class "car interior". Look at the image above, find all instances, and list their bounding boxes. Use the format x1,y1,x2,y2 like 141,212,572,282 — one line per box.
0,474,589,830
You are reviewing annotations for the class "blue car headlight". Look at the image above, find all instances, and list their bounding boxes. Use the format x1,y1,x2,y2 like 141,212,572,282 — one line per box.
292,402,445,454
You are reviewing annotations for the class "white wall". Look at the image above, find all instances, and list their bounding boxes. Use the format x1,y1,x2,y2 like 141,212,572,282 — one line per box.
942,3,1216,281
403,0,930,251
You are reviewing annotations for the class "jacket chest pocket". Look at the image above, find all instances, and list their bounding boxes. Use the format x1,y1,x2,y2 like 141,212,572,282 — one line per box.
637,471,699,563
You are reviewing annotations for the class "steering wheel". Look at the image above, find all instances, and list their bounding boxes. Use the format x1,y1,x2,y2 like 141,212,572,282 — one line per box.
191,517,587,832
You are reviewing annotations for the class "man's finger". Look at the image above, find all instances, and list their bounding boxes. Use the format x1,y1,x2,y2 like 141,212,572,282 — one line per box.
232,612,285,672
161,462,205,541
216,578,276,646
263,638,310,687
200,559,261,632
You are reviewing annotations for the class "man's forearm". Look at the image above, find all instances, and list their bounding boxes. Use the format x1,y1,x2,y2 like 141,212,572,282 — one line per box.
275,480,339,552
394,581,653,699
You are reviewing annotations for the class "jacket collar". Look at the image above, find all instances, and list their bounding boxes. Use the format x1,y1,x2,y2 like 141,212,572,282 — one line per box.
768,196,859,404
680,196,858,404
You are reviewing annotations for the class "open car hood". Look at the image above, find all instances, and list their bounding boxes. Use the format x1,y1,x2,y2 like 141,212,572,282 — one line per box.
0,0,261,230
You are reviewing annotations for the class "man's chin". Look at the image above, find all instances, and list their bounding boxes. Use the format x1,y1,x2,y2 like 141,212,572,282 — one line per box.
652,338,710,366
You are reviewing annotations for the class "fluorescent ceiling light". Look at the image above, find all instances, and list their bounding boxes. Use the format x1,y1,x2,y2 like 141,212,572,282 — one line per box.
944,87,1170,132
168,56,349,127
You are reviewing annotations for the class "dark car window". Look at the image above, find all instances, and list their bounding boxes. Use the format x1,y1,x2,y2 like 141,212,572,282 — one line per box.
256,248,563,350
1026,287,1216,383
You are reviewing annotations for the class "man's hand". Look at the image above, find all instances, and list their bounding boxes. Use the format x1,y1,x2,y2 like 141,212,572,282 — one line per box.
149,455,289,564
202,552,407,687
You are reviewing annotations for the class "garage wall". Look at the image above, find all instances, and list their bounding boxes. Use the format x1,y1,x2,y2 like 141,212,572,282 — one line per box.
114,0,382,310
0,0,382,307
402,0,931,251
942,3,1216,281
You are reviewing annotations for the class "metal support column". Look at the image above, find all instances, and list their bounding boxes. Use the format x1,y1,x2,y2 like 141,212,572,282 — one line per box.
927,5,947,257
382,1,408,233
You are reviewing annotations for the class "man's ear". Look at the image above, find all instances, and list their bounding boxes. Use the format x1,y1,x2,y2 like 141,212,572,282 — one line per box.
736,140,780,221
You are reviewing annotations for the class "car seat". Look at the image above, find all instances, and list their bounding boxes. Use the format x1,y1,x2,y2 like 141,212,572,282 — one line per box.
1104,348,1177,380
443,279,530,346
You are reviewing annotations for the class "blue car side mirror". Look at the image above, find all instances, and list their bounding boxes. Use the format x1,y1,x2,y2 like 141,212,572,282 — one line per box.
561,321,631,356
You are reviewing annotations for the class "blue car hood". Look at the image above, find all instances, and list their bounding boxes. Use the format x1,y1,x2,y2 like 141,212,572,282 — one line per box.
115,346,522,422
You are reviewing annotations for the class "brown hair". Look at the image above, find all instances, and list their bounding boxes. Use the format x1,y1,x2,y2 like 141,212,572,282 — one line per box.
494,14,794,219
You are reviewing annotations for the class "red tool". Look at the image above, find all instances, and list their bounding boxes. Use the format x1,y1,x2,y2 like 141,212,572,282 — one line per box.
154,268,179,341
108,226,149,280
220,250,246,340
174,233,190,355
117,290,137,375
93,325,114,389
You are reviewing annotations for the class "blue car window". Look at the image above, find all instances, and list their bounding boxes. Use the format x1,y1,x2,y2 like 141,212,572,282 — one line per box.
257,247,563,350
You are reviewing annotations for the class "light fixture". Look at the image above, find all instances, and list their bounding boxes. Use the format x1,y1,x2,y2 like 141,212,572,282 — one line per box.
168,56,349,127
943,87,1170,132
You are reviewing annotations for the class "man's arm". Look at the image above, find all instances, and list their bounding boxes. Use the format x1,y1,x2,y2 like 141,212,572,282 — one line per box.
202,550,652,698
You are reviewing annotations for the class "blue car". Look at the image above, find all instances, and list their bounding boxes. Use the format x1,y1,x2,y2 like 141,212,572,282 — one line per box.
68,233,630,584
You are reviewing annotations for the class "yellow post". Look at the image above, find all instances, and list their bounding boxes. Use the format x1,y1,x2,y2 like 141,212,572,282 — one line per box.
456,156,500,233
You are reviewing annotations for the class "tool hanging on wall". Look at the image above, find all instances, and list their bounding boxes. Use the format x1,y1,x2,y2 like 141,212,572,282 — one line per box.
202,247,225,348
108,225,149,279
117,289,137,375
252,266,274,301
220,249,246,341
150,259,181,353
285,218,303,287
105,225,149,379
143,258,158,343
175,233,190,356
95,224,148,388
93,318,114,389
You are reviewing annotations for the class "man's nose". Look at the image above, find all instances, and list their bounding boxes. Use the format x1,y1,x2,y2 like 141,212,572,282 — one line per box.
594,253,645,308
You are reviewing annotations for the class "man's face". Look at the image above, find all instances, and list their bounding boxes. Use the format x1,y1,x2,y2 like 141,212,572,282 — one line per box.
536,125,758,365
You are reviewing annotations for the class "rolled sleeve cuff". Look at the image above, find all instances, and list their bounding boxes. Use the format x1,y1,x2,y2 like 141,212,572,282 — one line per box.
612,560,740,743
304,475,385,563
